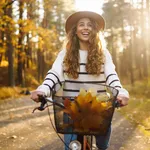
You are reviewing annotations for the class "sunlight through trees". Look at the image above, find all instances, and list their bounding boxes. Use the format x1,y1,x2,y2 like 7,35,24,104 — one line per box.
0,0,150,87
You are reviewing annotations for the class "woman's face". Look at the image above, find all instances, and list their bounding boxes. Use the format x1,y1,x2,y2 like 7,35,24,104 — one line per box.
76,18,93,42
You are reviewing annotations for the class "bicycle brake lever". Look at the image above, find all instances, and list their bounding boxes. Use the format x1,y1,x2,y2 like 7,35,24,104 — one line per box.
32,95,47,113
115,101,121,108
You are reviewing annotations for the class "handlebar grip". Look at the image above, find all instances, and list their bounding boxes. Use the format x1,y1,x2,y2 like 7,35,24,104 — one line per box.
38,95,47,111
32,95,47,113
115,101,121,108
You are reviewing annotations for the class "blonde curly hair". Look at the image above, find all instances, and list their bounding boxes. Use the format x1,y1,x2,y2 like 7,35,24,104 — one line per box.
63,18,104,79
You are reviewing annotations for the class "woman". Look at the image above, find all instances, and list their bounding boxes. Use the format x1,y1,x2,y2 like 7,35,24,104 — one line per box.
31,11,129,150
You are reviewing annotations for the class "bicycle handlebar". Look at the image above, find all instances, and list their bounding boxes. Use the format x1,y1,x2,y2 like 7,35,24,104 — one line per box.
32,94,121,113
32,95,65,113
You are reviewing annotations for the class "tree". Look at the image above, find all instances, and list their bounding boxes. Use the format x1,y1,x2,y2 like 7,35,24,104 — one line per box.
0,0,16,86
102,0,150,84
0,0,75,87
17,0,25,86
6,2,15,86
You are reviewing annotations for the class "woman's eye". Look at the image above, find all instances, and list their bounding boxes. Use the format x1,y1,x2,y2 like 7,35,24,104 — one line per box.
79,24,84,26
88,24,92,27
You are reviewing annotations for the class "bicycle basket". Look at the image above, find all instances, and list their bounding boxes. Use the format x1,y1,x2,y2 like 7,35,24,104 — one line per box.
52,84,118,136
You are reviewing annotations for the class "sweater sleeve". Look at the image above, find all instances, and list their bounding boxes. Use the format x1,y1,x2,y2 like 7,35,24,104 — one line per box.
36,50,65,96
104,49,129,98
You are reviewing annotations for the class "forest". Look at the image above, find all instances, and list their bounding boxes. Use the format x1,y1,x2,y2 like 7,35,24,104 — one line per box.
0,0,150,95
0,0,150,147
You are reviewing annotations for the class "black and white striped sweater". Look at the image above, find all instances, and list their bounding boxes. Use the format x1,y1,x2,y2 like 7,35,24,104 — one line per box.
37,49,129,98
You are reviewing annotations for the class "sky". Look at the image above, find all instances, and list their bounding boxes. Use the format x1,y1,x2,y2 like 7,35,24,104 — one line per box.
75,0,104,14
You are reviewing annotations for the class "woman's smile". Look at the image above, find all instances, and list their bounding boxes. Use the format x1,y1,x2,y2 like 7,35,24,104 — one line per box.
76,18,93,42
82,32,90,36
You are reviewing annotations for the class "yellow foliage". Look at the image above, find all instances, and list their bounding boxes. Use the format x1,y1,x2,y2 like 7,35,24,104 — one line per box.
0,87,20,99
0,0,5,5
0,47,5,53
0,60,8,67
0,1,5,14
63,88,113,131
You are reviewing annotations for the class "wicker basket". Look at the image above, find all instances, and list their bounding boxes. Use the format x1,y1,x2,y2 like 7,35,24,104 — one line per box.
52,86,118,136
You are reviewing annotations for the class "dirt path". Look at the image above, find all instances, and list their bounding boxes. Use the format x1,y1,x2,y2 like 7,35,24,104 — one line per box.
0,96,150,150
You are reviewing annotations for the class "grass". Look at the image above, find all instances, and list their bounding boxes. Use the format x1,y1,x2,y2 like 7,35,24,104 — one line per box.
118,97,150,136
0,66,39,100
0,86,33,100
119,79,150,136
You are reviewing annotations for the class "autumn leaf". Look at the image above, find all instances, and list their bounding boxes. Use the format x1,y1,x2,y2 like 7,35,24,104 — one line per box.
63,88,113,131
64,98,71,108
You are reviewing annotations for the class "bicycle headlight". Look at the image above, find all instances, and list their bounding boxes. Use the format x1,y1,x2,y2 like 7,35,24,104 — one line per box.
69,140,81,150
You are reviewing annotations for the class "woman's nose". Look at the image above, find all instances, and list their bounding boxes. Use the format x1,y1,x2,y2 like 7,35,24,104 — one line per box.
84,25,88,29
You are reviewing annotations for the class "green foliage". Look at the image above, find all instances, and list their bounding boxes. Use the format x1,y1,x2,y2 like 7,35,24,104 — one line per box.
102,0,150,84
126,79,150,98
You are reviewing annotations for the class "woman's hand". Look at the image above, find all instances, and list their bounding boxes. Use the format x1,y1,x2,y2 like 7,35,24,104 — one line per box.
117,95,129,107
30,90,45,103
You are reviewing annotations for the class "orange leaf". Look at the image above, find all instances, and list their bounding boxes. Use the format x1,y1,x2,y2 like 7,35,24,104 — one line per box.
64,98,71,108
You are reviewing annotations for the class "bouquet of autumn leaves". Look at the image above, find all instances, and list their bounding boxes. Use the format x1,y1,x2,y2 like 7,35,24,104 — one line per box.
63,88,113,132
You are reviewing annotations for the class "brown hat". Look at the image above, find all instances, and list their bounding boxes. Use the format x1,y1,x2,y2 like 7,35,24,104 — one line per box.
65,11,105,34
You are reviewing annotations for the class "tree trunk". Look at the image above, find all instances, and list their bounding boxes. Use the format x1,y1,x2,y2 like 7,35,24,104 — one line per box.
17,1,24,86
25,34,30,68
129,12,134,85
111,27,118,72
141,0,148,78
6,2,15,86
146,0,150,76
148,0,150,70
0,20,5,65
37,49,42,82
0,31,4,65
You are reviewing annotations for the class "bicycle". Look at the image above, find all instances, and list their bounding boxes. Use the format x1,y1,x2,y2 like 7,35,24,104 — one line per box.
33,84,119,150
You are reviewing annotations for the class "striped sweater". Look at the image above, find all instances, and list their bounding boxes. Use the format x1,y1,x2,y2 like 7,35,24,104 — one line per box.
37,49,129,98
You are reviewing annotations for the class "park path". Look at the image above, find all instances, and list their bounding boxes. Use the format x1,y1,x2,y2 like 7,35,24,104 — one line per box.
0,96,150,150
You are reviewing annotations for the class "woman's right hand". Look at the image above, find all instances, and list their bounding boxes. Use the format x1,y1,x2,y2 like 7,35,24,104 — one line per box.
30,90,45,103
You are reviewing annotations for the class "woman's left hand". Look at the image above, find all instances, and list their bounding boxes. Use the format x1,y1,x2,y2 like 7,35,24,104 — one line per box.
117,95,129,107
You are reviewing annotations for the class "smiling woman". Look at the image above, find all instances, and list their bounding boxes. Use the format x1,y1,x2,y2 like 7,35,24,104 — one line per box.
31,8,129,150
75,0,104,14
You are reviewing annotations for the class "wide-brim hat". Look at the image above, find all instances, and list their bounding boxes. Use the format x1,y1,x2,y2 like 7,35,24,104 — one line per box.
65,11,105,34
